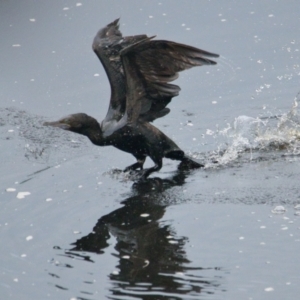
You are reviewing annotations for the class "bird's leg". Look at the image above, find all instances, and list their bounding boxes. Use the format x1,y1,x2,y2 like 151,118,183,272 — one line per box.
124,157,146,172
140,157,162,179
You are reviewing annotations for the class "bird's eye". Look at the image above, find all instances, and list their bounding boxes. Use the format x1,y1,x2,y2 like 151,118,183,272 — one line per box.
62,118,71,124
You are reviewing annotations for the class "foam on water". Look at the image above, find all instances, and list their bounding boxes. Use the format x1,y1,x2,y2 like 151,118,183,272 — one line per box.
204,93,300,167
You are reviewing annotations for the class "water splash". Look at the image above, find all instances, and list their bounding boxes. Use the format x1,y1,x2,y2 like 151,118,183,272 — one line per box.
206,93,300,167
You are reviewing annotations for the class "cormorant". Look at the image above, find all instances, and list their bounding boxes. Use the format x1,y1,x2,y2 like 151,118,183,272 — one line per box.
45,19,219,178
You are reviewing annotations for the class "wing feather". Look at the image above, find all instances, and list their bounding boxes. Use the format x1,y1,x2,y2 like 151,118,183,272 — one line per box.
120,40,219,123
92,19,148,127
92,19,219,134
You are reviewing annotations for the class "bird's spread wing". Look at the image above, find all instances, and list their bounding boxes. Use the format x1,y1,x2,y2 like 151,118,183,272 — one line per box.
93,19,219,135
120,39,219,124
92,19,148,126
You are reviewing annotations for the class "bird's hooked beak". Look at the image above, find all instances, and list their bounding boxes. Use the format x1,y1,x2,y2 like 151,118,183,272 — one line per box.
43,120,71,130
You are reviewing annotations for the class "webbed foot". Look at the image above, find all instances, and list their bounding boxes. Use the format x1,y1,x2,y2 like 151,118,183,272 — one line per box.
179,155,204,170
123,158,146,173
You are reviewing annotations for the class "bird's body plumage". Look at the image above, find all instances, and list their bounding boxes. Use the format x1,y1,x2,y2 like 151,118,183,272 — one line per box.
45,19,219,178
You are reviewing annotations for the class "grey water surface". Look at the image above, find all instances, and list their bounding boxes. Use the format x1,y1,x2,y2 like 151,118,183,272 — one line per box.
1,1,300,299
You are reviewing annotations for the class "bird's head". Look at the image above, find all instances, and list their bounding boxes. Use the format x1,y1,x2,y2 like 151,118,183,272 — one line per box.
44,113,101,136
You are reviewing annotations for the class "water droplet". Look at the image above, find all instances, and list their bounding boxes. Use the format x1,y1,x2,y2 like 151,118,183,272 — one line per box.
17,192,31,199
140,213,150,217
143,260,150,267
271,206,286,214
168,240,178,244
294,204,300,210
206,129,214,135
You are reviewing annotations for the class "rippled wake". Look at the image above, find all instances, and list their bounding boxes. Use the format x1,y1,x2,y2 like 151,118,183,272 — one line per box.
1,93,300,171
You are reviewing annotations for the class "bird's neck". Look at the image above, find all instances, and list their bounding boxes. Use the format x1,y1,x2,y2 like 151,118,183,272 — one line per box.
83,127,109,146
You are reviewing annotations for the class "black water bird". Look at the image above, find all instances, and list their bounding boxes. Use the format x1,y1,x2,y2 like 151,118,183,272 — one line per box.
45,19,219,178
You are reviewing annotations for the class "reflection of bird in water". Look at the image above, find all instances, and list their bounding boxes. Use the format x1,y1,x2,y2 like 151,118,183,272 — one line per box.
70,177,187,274
45,19,219,179
69,175,213,295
